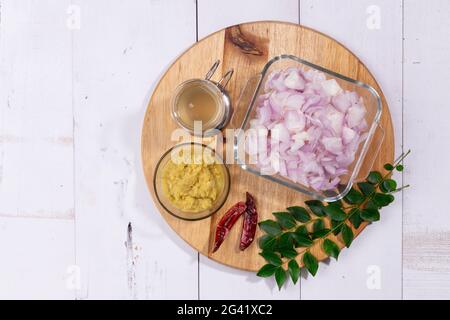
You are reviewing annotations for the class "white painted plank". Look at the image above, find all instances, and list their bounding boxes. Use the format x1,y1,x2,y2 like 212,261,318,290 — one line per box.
403,0,450,299
300,0,403,299
72,0,198,299
198,0,299,39
0,217,75,299
199,258,300,299
0,0,74,219
197,0,301,299
0,0,75,299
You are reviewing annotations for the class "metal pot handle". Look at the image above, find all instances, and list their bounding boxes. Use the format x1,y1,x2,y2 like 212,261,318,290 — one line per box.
205,60,220,81
218,69,234,89
204,60,234,89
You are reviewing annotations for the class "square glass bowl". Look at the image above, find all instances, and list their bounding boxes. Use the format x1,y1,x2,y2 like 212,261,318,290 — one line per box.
231,55,384,202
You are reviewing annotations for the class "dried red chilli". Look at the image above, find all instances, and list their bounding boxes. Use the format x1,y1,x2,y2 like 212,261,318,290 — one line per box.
212,201,246,252
240,192,258,250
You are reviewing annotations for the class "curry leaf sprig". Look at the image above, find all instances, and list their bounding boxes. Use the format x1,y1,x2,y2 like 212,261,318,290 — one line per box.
256,150,410,290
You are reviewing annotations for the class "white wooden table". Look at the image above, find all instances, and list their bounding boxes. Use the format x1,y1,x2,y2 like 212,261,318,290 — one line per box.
0,0,448,300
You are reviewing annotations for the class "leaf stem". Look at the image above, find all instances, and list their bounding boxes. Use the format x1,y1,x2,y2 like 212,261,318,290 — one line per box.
258,151,409,286
391,184,410,193
279,207,361,268
279,182,381,267
393,149,411,167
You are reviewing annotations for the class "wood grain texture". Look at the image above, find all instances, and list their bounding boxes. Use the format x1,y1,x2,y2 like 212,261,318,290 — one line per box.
2,0,448,300
299,0,403,299
403,0,450,299
142,21,394,272
0,0,75,299
197,0,302,299
197,0,300,40
0,0,74,219
0,217,75,299
73,0,199,299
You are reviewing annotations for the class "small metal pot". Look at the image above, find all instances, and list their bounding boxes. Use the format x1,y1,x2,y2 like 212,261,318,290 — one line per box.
171,60,234,136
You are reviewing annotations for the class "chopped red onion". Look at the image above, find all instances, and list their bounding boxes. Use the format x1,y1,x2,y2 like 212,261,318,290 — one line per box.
248,67,368,192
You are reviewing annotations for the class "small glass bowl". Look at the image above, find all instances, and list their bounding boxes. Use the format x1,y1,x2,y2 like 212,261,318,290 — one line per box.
153,142,230,221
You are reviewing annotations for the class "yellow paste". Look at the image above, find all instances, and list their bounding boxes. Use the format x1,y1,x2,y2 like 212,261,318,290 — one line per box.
161,151,225,213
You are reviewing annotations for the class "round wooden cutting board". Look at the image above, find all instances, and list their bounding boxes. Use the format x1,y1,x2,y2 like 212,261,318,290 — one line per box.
141,21,394,272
